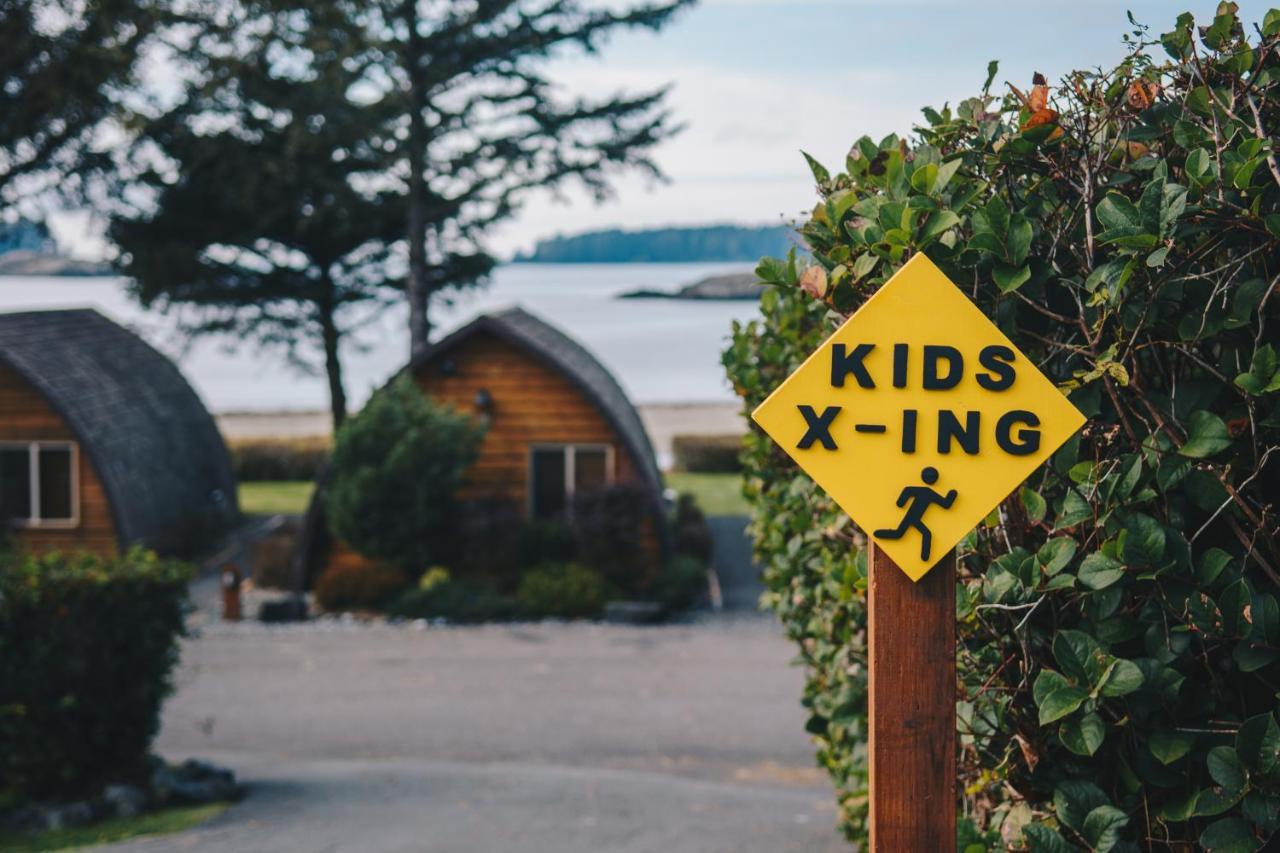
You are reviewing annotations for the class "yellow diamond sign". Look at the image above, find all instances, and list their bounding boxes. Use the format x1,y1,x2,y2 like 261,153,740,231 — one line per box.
751,253,1086,581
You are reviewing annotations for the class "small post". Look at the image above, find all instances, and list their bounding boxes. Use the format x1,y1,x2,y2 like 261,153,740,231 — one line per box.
221,563,243,622
868,543,956,851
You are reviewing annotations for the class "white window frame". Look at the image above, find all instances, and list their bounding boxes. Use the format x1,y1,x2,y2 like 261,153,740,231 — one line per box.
527,443,615,518
0,441,80,529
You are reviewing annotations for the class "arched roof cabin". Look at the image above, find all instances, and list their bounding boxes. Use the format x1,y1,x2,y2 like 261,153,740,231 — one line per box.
300,307,669,582
0,309,238,558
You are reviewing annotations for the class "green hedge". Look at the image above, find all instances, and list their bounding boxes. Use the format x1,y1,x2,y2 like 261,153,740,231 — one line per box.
229,437,329,483
726,5,1280,849
0,549,191,804
671,434,744,473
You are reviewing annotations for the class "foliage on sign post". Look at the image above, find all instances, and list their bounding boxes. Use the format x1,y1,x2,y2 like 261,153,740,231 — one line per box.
725,5,1280,849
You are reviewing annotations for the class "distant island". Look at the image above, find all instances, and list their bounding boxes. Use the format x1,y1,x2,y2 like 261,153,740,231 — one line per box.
620,272,760,301
513,224,795,263
0,219,111,276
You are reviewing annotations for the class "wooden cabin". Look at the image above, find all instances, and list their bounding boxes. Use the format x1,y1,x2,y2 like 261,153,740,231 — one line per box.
299,307,669,580
0,309,238,558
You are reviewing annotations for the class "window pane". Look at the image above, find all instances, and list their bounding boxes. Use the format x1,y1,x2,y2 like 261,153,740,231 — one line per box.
531,448,566,519
0,448,31,521
39,448,73,520
574,448,608,493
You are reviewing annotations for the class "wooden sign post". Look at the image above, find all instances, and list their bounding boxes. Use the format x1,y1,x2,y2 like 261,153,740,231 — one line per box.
750,253,1086,851
868,544,955,849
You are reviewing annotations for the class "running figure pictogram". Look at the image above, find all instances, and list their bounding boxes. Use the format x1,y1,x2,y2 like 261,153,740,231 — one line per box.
873,467,957,562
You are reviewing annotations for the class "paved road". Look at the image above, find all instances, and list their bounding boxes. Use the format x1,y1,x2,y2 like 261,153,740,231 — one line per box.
99,611,847,853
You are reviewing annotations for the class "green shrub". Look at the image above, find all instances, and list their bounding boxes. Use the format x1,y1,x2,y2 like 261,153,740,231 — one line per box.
515,562,607,619
0,548,191,803
725,6,1280,848
385,578,512,623
325,374,485,572
649,554,708,612
229,436,330,482
572,483,657,595
671,434,743,473
313,561,408,612
672,493,713,564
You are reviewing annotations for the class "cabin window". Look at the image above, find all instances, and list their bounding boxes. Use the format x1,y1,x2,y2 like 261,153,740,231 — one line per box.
0,442,78,527
529,444,614,519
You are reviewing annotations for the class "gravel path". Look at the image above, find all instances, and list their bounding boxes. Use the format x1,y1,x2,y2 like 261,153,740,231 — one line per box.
95,611,848,852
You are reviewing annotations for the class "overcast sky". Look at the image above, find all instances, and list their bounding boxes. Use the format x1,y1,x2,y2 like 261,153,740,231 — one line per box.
50,0,1276,260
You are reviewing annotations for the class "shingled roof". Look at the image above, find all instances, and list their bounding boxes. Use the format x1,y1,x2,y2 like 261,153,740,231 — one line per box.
0,309,238,555
413,307,665,503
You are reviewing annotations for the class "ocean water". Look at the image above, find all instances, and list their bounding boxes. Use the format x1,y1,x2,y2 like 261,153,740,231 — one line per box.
0,263,760,413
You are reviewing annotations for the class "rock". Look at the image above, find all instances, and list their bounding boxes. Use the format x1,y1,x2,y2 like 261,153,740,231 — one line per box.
603,601,666,624
259,596,308,623
619,272,761,301
152,759,242,806
102,783,149,818
43,801,94,830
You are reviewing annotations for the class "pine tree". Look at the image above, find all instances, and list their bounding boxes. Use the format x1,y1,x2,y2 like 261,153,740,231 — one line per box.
0,0,165,210
109,5,404,429
362,0,693,356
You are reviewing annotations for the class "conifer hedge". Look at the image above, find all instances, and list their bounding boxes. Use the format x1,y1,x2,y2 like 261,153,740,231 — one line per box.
724,6,1280,849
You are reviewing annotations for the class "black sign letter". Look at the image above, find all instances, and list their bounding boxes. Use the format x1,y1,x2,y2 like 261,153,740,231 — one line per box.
797,405,841,450
937,410,980,454
996,410,1041,455
976,345,1016,391
922,345,963,390
831,343,876,388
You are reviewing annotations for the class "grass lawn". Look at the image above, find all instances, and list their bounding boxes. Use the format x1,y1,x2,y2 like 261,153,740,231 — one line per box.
238,480,315,515
0,802,229,852
666,472,748,516
239,475,748,517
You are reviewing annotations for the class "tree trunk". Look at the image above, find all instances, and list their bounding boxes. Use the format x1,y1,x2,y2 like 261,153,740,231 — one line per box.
403,0,431,361
318,277,348,432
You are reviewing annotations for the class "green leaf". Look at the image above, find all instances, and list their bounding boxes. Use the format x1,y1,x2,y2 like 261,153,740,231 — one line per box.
993,262,1031,292
1007,215,1033,265
851,252,879,279
1099,659,1144,697
1038,538,1077,575
1055,491,1093,529
1023,824,1073,853
935,158,962,192
1208,746,1248,792
1079,552,1126,590
919,209,960,243
1060,711,1106,756
1053,780,1110,832
1199,548,1233,585
909,162,938,194
1054,630,1103,684
1199,817,1257,853
1038,685,1088,724
1179,410,1233,458
1033,668,1070,705
982,195,1010,238
1235,344,1280,395
1150,729,1195,765
1020,487,1047,524
1082,805,1129,852
1123,514,1166,566
1159,183,1188,235
1097,192,1141,231
1233,642,1278,672
1265,8,1280,37
1236,713,1280,774
801,151,830,186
